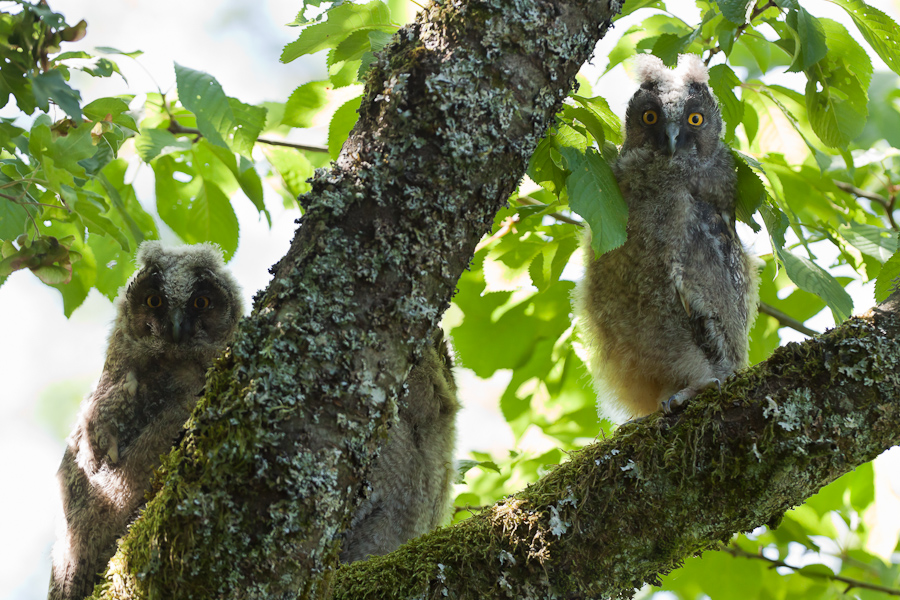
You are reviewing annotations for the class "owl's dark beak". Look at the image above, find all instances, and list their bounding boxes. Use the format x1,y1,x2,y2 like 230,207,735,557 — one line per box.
666,122,680,156
170,308,192,344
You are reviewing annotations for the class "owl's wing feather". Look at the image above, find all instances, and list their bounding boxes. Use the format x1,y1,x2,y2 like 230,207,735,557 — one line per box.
674,200,746,368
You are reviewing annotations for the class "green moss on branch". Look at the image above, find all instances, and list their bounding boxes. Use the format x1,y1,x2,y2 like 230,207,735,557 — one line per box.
330,294,900,599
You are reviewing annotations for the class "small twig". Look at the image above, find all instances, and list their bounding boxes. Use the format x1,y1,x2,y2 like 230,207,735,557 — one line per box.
515,196,584,226
453,504,485,515
167,119,329,154
705,0,778,65
833,180,898,230
474,214,519,252
722,544,900,597
758,302,819,337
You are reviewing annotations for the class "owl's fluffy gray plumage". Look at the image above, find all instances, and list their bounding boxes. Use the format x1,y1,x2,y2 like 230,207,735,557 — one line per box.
49,241,243,600
341,329,460,563
574,54,760,422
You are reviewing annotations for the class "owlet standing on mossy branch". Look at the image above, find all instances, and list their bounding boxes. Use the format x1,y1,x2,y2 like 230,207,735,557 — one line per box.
49,242,244,600
574,53,760,423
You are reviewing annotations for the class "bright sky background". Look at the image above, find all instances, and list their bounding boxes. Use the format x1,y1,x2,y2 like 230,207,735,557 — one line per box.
1,0,899,598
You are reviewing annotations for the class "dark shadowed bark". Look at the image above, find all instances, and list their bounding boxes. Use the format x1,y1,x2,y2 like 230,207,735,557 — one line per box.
94,0,622,598
329,291,900,599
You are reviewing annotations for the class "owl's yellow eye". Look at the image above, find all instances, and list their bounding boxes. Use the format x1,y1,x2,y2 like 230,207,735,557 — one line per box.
193,296,211,309
688,112,704,126
146,295,162,308
642,110,658,125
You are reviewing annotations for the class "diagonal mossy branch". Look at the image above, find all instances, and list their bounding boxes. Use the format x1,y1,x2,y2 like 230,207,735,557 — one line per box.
93,0,623,598
330,291,900,600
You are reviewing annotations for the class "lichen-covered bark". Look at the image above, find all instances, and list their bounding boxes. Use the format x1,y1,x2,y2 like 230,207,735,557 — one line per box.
93,1,621,599
330,292,900,599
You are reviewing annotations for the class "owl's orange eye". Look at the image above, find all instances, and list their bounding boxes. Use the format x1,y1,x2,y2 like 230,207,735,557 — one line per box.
688,112,704,126
146,295,162,308
193,296,210,309
642,110,658,125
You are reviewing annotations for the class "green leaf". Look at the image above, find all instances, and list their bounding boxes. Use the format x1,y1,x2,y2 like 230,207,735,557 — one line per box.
732,151,765,232
330,27,386,66
720,0,754,24
227,98,267,158
827,0,900,77
451,278,574,378
30,120,95,182
328,95,362,159
134,128,193,162
268,147,314,203
40,222,96,316
174,63,234,149
804,19,871,148
237,157,269,225
283,81,330,128
715,19,738,57
777,249,853,323
875,250,900,302
0,199,30,239
661,548,766,600
30,69,82,120
839,223,897,263
570,94,623,144
529,236,579,291
69,189,130,251
98,160,158,245
95,46,144,59
615,0,665,19
358,30,393,80
456,459,501,482
560,147,628,256
604,16,692,73
82,97,138,131
89,233,136,302
154,154,239,260
281,0,393,63
707,64,743,140
652,33,690,66
787,6,828,71
562,106,606,147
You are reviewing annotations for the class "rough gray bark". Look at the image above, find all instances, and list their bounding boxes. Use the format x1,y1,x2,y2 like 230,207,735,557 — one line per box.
94,0,621,598
329,291,900,599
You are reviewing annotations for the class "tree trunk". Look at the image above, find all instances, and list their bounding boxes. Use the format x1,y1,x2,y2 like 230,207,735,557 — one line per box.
329,291,900,599
95,0,621,598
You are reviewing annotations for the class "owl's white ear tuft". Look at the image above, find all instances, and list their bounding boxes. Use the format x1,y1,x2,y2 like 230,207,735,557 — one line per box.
676,53,709,84
136,240,165,267
631,53,668,84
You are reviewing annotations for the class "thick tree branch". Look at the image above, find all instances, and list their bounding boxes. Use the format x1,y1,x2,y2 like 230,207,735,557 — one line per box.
330,291,900,599
95,0,621,598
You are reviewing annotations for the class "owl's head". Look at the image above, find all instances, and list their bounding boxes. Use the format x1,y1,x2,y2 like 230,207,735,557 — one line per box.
117,242,243,359
622,53,723,159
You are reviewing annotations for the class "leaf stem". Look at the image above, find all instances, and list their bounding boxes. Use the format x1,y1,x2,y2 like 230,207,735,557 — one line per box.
515,195,584,226
167,119,329,154
833,180,899,230
721,544,900,597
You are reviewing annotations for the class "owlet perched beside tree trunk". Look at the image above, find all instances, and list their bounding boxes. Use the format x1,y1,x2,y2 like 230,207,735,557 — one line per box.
340,329,460,563
574,54,761,423
50,241,461,598
49,242,244,600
